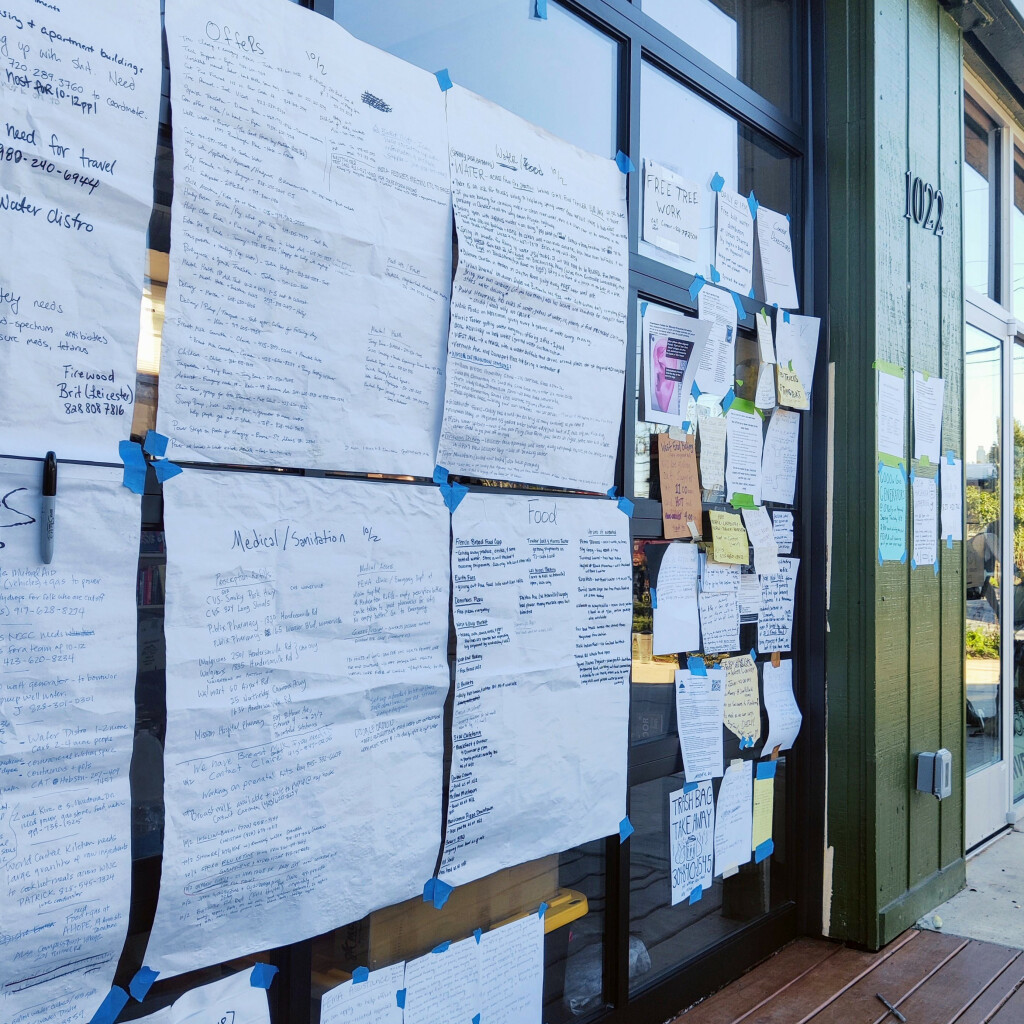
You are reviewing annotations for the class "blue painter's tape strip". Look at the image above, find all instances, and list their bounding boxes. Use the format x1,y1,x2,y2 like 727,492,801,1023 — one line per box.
747,191,759,219
878,550,884,566
722,387,735,412
432,878,454,909
688,274,706,302
946,450,956,465
909,468,916,484
538,901,548,918
683,781,698,793
118,440,147,494
353,967,369,984
710,264,721,284
639,301,648,318
783,310,791,323
689,885,703,905
143,430,169,458
732,292,749,321
534,0,547,17
444,481,468,514
422,877,435,902
748,288,756,299
756,760,777,780
432,465,449,485
615,150,635,174
710,171,725,192
749,648,757,662
432,941,451,954
435,68,452,91
900,551,907,564
396,989,407,1009
474,928,483,944
250,963,279,989
687,656,706,677
754,839,774,863
619,816,634,843
682,420,692,432
129,966,159,1002
153,459,182,484
89,987,129,1024
691,381,702,401
618,497,634,517
473,1015,481,1024
650,587,657,610
934,560,939,576
607,486,617,498
947,535,952,549
898,464,908,483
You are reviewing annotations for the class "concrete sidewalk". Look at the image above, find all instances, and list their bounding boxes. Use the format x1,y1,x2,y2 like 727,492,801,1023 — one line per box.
921,827,1024,949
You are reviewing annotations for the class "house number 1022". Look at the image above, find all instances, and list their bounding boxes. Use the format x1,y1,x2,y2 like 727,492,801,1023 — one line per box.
904,172,944,236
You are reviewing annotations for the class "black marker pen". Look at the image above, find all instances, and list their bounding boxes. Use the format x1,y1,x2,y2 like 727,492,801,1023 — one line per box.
41,452,57,564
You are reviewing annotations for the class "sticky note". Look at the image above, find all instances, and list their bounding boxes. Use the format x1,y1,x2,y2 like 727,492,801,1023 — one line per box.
709,509,749,565
776,362,808,410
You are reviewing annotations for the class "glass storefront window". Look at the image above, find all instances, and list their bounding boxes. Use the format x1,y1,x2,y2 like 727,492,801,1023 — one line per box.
966,324,1003,774
333,0,619,158
639,61,796,282
964,96,997,300
1014,342,1024,803
641,0,795,115
1013,148,1024,325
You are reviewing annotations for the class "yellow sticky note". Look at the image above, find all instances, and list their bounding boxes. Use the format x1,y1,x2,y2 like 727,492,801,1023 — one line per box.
777,362,809,410
722,655,761,743
752,777,774,850
709,510,749,565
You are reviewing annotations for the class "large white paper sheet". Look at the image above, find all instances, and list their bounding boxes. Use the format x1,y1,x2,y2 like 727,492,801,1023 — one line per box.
761,408,800,505
714,760,753,875
725,404,763,505
642,160,702,263
440,493,630,885
758,557,799,654
940,457,963,543
147,472,451,976
714,188,754,294
670,781,715,904
763,659,802,753
321,963,406,1024
138,971,270,1024
775,315,821,399
740,507,779,577
643,307,711,427
697,412,727,496
0,459,138,1024
913,372,945,464
755,309,776,364
877,368,906,462
436,86,629,491
158,0,452,474
675,668,725,782
912,472,937,570
0,1,160,459
698,590,739,655
652,542,700,655
695,286,737,396
755,207,799,309
404,938,478,1024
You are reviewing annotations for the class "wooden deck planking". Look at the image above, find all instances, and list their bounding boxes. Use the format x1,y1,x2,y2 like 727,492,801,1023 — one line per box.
951,953,1024,1024
988,976,1024,1022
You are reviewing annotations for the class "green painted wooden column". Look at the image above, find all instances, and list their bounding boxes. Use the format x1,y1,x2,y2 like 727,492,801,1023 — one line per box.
825,0,966,949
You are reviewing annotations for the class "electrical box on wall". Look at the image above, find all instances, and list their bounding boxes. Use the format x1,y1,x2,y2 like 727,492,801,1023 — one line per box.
916,749,953,799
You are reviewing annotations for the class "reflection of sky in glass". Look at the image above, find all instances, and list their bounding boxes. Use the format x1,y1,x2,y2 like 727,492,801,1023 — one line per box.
642,0,737,75
965,324,1000,467
964,162,992,298
1014,156,1024,323
333,0,619,158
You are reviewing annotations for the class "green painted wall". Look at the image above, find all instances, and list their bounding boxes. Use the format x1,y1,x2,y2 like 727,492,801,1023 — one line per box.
826,0,966,949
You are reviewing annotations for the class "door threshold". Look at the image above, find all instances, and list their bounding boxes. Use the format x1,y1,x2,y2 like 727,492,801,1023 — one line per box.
966,825,1012,859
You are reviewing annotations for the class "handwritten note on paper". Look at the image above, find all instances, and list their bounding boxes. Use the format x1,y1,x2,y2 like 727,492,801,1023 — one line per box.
756,309,777,364
480,914,545,1024
763,659,802,752
670,782,715,904
772,511,794,555
761,408,801,505
714,188,755,294
696,286,738,395
440,494,631,886
715,760,753,875
138,969,270,1024
755,363,777,411
0,459,139,1024
776,314,821,399
722,655,762,743
755,206,799,309
437,87,629,492
159,0,452,474
0,1,160,460
653,542,701,655
702,557,741,593
643,159,702,262
758,557,799,653
321,963,406,1024
912,472,938,570
675,668,726,782
752,773,775,855
698,590,740,655
698,413,728,497
776,361,809,411
877,367,906,462
879,464,908,563
940,457,963,543
147,472,451,977
741,506,779,577
709,510,749,565
726,401,764,506
644,307,711,427
658,434,703,538
913,372,945,464
404,937,478,1024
